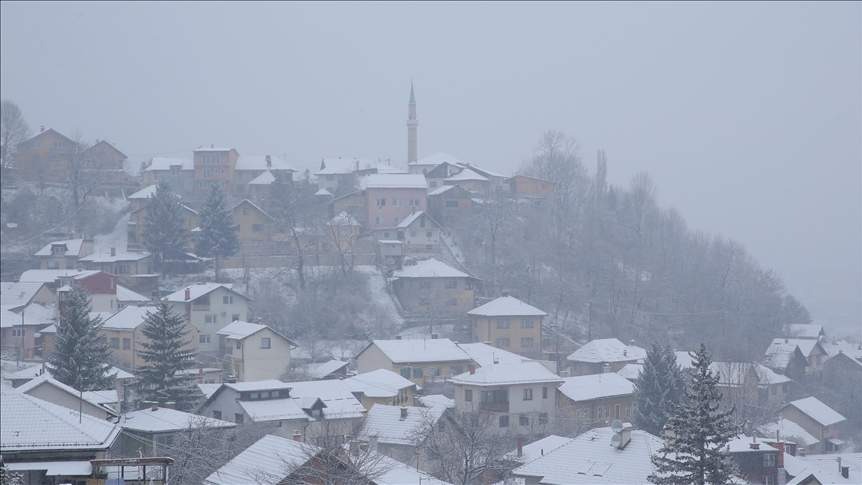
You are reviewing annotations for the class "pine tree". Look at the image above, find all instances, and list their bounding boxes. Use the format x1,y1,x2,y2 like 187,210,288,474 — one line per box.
649,344,740,485
143,183,189,273
136,303,198,410
49,287,113,391
634,344,685,435
194,185,238,279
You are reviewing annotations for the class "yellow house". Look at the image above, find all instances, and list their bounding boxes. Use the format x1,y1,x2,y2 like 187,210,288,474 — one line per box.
344,368,418,410
355,338,477,387
468,295,547,359
100,304,199,372
231,199,274,243
217,321,296,382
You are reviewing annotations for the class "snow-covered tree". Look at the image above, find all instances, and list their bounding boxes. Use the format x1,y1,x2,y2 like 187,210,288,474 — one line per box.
649,344,739,485
634,344,686,435
0,457,25,485
49,286,113,391
143,183,189,273
136,303,198,411
1,99,30,169
195,185,238,279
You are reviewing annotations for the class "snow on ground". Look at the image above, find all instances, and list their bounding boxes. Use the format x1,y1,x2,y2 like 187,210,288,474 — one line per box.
355,265,404,326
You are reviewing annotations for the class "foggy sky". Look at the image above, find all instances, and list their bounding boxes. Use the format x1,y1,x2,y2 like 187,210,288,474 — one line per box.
2,2,860,335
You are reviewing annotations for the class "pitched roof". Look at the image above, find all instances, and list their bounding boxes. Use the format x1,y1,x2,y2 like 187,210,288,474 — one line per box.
18,269,97,283
505,434,574,463
784,397,846,427
445,167,487,182
358,404,446,446
558,373,635,402
567,338,647,363
418,394,455,409
123,407,236,433
413,152,465,167
360,173,428,189
396,210,437,229
127,184,158,199
0,303,55,328
757,418,820,447
375,454,453,485
16,374,118,416
391,258,472,279
237,398,309,423
316,156,377,175
217,321,294,345
5,364,133,381
236,154,294,172
821,340,862,360
100,304,158,330
224,380,291,392
248,170,276,185
0,282,48,308
365,338,473,364
449,361,562,386
34,238,87,257
467,295,547,317
787,324,824,339
79,250,150,263
306,359,349,379
205,434,315,485
428,184,457,196
197,383,221,400
232,199,273,220
0,390,120,451
143,156,193,171
513,427,662,485
763,339,805,370
617,363,644,381
346,369,416,398
456,342,531,367
117,284,150,302
283,380,366,419
163,283,248,303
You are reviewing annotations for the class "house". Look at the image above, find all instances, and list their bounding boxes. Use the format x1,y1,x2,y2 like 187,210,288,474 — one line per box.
128,196,199,250
118,406,235,457
780,397,847,453
467,295,547,359
456,341,533,367
566,338,647,376
163,283,250,355
57,271,122,313
450,360,563,435
361,173,428,232
390,258,478,317
763,339,810,380
98,304,197,371
6,363,134,391
617,363,644,381
511,426,662,485
0,390,121,483
11,128,79,184
508,174,554,200
427,184,473,224
216,320,296,381
141,157,195,195
758,418,822,453
505,434,574,465
357,404,447,469
556,373,635,433
79,249,153,276
423,161,463,188
232,199,274,244
725,435,782,485
710,362,792,411
191,147,240,196
1,281,55,309
822,351,862,424
765,338,829,377
395,211,442,255
457,162,510,196
787,324,826,341
821,340,862,362
14,374,118,420
409,152,464,176
331,190,368,228
443,167,490,197
232,154,295,197
783,452,860,484
418,394,455,410
345,369,418,410
315,155,377,194
305,359,350,380
0,303,54,360
33,238,94,269
355,338,476,387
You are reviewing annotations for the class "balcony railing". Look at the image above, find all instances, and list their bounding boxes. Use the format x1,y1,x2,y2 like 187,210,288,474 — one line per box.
479,401,509,413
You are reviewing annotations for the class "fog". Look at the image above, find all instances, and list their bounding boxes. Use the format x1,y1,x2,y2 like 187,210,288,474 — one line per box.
2,1,860,334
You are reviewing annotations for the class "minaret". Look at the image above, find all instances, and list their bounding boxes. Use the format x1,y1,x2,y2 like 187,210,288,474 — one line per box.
407,82,418,164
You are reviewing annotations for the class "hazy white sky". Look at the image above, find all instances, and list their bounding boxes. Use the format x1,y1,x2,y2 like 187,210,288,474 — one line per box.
2,1,860,334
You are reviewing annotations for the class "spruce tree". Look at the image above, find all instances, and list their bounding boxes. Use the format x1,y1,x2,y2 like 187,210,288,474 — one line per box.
143,183,189,273
136,303,198,410
194,185,239,278
649,344,740,485
49,287,113,391
634,344,685,435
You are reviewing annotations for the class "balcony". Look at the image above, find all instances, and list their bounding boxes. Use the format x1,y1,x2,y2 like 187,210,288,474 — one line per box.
479,401,509,413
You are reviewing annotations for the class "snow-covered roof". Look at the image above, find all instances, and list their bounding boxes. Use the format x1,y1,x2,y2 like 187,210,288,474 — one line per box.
753,363,792,385
617,363,644,381
787,324,824,339
366,338,473,364
306,359,349,379
5,364,132,381
163,283,248,303
316,156,377,175
396,210,434,229
787,339,825,358
0,303,55,328
709,362,791,387
375,454,452,485
248,170,275,185
456,342,531,367
567,338,647,364
82,389,118,406
505,435,574,463
445,167,488,182
787,453,862,485
757,418,820,447
450,361,562,387
4,460,93,476
314,187,332,196
34,238,87,257
391,258,473,279
418,394,455,409
127,184,158,199
101,305,157,330
216,320,268,340
428,184,456,196
197,383,221,400
513,427,662,485
328,211,361,226
358,404,445,446
0,282,47,308
457,162,507,179
117,284,150,302
468,295,547,317
763,339,802,370
79,250,150,263
822,340,862,360
346,369,416,398
359,173,428,190
18,269,95,284
784,397,846,427
123,407,236,433
558,373,635,402
724,435,779,454
282,379,366,419
205,434,315,485
238,397,310,423
413,152,465,167
224,380,292,392
0,390,120,451
236,154,294,172
674,351,695,369
143,156,193,171
16,374,119,415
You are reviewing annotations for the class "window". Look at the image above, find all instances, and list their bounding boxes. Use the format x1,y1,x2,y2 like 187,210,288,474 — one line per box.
763,453,776,467
539,413,549,425
212,410,222,419
499,415,509,428
495,338,511,348
11,328,23,337
420,280,431,289
451,365,463,375
521,319,534,329
542,387,548,399
496,320,510,329
205,314,215,324
519,415,529,426
445,279,458,289
198,295,210,305
521,337,535,348
252,224,264,232
260,337,271,349
523,388,533,401
446,200,458,208
250,392,260,399
235,341,242,350
400,368,412,379
122,338,131,350
447,298,457,306
223,295,233,305
199,334,210,344
377,198,386,207
110,337,120,349
464,389,473,402
234,413,244,424
412,367,424,378
615,404,621,419
392,199,400,207
426,231,433,238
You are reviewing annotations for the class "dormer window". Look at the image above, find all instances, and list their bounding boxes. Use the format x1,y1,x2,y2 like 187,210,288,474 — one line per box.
50,244,67,256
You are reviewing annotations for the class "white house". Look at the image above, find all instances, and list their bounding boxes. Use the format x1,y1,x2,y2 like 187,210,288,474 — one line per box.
163,283,250,354
566,338,646,375
395,211,442,255
216,321,296,382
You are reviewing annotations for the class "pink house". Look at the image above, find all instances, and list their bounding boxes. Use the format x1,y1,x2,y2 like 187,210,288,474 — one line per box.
361,173,428,232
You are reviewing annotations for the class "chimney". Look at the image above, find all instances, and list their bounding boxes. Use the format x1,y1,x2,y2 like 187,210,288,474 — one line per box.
516,437,524,457
602,363,612,374
750,443,760,450
400,407,408,420
110,247,116,257
184,288,191,300
615,423,633,449
266,155,272,169
292,431,303,442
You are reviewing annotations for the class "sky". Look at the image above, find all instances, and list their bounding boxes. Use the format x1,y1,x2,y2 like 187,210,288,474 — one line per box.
2,2,860,335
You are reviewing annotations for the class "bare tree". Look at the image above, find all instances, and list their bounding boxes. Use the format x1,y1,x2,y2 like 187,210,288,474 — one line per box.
0,99,30,168
284,423,392,485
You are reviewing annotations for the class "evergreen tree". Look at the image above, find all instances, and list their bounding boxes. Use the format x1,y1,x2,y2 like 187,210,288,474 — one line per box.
49,287,113,391
649,344,740,485
136,303,198,410
634,344,686,435
143,183,189,273
195,185,239,279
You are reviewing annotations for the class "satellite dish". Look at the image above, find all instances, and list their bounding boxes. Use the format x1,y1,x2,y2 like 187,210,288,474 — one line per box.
611,419,624,434
610,433,622,448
